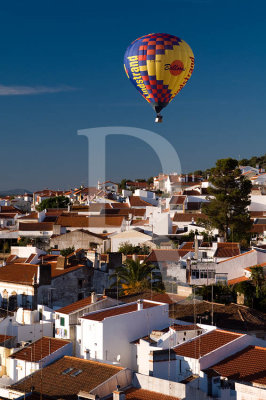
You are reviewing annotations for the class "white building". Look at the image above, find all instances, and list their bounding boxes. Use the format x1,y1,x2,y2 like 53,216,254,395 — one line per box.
110,230,152,252
55,293,119,341
8,336,72,383
77,300,169,369
0,307,53,344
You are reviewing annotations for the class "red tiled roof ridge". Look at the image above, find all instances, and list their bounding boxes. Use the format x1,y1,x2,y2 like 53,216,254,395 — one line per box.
0,334,14,341
56,295,105,315
228,276,249,285
63,355,123,369
215,328,244,336
173,328,243,359
9,337,71,362
207,345,266,385
218,249,255,263
81,300,160,321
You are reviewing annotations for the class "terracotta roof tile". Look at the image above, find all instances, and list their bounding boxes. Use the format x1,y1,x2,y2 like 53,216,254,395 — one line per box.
56,216,124,228
228,276,249,285
0,334,14,343
173,213,207,222
218,249,255,264
88,203,112,212
0,205,22,213
10,337,70,362
128,196,153,207
131,219,149,226
173,329,243,359
169,196,186,205
81,301,159,321
214,242,240,258
11,356,122,399
145,250,182,263
50,263,86,278
108,388,180,400
0,213,17,218
19,222,54,231
56,295,104,315
181,242,194,249
0,263,39,285
207,345,266,386
111,202,130,209
171,324,201,331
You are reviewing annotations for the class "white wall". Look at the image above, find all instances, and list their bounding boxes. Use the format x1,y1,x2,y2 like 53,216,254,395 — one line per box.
152,213,172,235
8,341,73,382
216,249,266,280
111,232,151,252
249,195,266,211
234,382,266,400
0,316,53,343
10,246,45,258
133,373,187,399
79,302,169,369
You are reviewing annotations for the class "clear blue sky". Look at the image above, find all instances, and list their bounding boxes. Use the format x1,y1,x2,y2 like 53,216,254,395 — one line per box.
0,0,266,191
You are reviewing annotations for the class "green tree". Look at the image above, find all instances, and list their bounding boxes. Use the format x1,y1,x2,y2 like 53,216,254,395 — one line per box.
36,196,70,211
60,246,75,257
118,242,135,255
202,158,252,241
118,242,151,255
120,179,128,190
18,237,32,246
250,266,265,298
234,281,255,307
111,259,164,295
147,177,154,185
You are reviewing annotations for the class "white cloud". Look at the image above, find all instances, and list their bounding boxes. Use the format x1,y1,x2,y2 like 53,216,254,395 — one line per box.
0,84,75,96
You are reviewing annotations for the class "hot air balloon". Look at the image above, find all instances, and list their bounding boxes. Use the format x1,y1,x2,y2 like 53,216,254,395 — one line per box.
124,33,194,122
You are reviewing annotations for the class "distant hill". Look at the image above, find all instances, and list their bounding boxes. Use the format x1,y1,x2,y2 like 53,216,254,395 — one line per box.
0,189,32,196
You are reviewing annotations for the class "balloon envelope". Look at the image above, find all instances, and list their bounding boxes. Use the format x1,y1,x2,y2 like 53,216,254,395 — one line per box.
124,33,194,114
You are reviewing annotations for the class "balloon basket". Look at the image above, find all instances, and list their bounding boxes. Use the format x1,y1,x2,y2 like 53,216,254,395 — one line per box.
155,114,163,123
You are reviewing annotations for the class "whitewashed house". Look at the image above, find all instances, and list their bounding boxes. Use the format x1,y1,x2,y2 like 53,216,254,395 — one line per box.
77,300,169,369
8,337,72,383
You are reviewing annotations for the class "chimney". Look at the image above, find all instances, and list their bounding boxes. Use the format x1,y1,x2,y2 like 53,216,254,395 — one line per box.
56,255,66,270
53,224,61,235
217,236,224,243
137,299,143,310
91,292,98,304
113,386,125,400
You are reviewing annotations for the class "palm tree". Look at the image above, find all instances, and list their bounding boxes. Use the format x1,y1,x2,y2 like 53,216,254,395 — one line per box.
110,258,164,295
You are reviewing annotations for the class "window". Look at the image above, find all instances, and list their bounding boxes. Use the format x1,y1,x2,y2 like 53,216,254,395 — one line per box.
78,292,84,301
191,270,199,279
22,294,27,307
71,369,83,377
78,279,84,289
62,367,74,375
60,317,65,327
